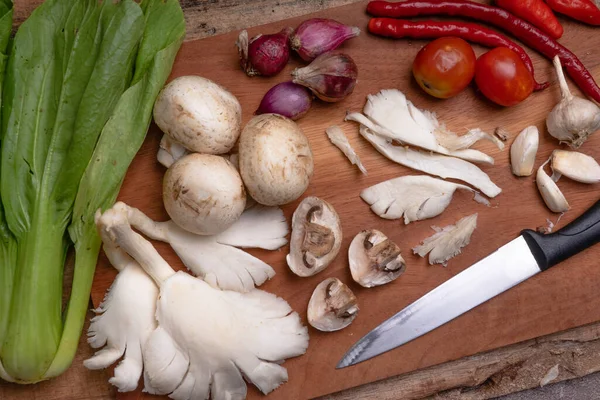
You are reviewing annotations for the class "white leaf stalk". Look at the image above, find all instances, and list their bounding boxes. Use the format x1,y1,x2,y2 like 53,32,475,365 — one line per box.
346,89,501,164
546,56,600,149
360,175,483,224
325,125,367,174
536,160,570,213
510,126,539,177
413,214,478,266
121,202,288,292
359,125,502,198
94,205,309,398
551,149,600,184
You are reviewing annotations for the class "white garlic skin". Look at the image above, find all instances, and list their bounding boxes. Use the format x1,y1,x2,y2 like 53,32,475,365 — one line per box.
546,56,600,149
510,126,539,177
547,97,600,148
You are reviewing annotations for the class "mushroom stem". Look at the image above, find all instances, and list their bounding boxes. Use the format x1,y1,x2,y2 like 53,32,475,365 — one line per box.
96,206,175,286
121,203,170,242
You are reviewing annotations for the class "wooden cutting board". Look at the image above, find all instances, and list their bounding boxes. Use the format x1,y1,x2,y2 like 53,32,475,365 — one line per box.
90,1,600,399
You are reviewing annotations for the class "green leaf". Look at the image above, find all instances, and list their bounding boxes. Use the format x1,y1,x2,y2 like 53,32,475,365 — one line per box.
0,0,146,382
0,0,15,367
49,0,185,380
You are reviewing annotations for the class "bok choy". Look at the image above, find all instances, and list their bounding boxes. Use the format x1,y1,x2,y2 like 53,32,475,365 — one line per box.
0,0,185,383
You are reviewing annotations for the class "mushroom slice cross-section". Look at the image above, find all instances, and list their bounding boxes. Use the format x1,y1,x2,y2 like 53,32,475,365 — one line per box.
308,278,359,332
286,197,342,277
349,229,406,288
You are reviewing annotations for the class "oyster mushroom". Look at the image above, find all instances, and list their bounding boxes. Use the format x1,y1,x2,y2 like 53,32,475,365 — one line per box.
349,230,406,288
307,278,359,332
286,197,342,277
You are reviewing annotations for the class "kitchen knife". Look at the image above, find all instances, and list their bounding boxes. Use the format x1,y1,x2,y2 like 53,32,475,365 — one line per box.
337,200,600,369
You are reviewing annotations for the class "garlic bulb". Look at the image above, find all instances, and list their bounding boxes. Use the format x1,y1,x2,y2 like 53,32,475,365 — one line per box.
510,126,539,177
551,150,600,184
536,160,570,213
546,56,600,148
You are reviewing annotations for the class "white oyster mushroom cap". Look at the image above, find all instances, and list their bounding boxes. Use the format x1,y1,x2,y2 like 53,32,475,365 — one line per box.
349,229,406,288
239,114,314,206
286,196,342,277
153,75,242,154
163,153,246,236
307,278,359,332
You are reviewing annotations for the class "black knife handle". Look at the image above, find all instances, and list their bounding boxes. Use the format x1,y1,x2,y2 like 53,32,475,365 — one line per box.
521,200,600,271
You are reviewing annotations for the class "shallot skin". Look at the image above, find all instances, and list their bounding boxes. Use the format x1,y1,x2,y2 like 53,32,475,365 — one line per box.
237,27,293,77
291,18,361,61
255,81,313,120
292,52,359,102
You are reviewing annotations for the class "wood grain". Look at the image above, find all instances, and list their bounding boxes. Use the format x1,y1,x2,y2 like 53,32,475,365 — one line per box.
324,321,600,400
5,1,600,400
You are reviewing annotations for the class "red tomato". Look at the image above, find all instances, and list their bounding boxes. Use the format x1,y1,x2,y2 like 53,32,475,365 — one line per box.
475,47,534,107
412,37,476,99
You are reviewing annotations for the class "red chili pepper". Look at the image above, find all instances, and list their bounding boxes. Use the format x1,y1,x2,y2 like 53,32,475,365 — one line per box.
495,0,563,39
367,0,600,103
546,0,600,26
368,18,549,91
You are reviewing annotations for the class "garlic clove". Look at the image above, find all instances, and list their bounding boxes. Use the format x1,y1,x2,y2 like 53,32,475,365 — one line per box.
550,149,600,184
546,56,600,148
510,126,539,177
536,161,570,213
286,197,342,277
307,277,358,332
348,229,406,288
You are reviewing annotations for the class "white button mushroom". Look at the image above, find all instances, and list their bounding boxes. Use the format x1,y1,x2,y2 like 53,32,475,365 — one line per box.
163,153,246,235
238,114,314,206
349,229,406,288
307,277,359,332
286,197,342,277
153,75,242,154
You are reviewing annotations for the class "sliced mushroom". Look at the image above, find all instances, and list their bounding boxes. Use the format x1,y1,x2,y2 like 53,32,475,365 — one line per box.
349,229,406,288
307,278,359,332
286,197,342,277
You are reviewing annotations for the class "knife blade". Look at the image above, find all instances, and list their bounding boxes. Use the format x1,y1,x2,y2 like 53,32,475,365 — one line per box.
337,200,600,369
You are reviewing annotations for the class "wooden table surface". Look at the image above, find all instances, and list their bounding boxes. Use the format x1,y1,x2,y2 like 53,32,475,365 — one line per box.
3,1,600,399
